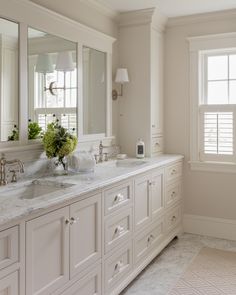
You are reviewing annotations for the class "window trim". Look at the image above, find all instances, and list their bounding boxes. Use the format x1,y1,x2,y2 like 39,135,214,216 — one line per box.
189,32,236,172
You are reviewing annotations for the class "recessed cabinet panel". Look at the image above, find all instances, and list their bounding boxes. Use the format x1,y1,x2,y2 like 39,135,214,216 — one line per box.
165,205,182,233
0,271,18,295
104,181,132,216
62,264,101,295
104,207,132,254
26,207,70,295
0,226,18,271
134,218,164,265
151,170,164,220
134,174,151,232
70,194,101,278
166,162,182,183
104,242,132,294
166,181,182,208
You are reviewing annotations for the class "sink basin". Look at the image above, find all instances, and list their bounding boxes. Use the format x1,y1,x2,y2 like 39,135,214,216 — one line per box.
0,180,74,200
116,159,147,167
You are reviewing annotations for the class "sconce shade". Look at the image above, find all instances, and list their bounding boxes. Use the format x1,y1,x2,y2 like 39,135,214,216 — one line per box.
35,53,54,74
56,51,75,72
115,68,129,84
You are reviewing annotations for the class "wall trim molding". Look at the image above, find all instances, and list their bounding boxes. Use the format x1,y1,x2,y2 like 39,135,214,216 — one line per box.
167,8,236,28
183,214,236,241
80,0,120,21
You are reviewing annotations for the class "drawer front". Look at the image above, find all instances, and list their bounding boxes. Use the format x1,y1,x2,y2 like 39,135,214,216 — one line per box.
165,205,181,233
104,242,132,293
62,265,101,295
165,162,182,183
104,181,132,216
134,218,164,265
166,181,182,208
104,208,132,254
0,271,19,295
151,137,163,154
0,226,18,271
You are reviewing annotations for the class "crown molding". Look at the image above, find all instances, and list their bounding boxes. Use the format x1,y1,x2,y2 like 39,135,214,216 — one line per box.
167,8,236,28
119,8,167,32
80,0,120,21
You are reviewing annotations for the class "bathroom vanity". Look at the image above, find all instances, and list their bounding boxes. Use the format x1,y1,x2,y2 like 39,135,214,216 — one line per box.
0,155,183,295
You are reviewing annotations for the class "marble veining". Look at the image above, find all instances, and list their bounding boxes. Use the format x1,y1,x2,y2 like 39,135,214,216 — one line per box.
0,154,182,227
121,233,236,295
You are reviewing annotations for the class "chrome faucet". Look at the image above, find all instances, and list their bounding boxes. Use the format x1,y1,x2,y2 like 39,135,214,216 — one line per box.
94,141,108,164
0,154,24,185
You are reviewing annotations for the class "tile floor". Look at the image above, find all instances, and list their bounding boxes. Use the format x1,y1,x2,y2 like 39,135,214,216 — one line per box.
121,233,236,295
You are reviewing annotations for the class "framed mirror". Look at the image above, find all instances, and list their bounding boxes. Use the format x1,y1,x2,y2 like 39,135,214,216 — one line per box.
0,18,19,142
83,46,106,136
28,27,77,140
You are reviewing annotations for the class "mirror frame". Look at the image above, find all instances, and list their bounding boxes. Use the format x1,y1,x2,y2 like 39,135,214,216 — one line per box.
0,0,115,152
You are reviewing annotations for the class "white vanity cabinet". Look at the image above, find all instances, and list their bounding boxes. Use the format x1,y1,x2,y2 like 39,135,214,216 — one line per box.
0,158,183,295
26,207,70,295
25,193,102,295
134,169,164,232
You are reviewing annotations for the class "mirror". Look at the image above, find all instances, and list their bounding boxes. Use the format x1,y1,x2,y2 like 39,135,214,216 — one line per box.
28,28,77,140
0,18,19,142
83,46,106,135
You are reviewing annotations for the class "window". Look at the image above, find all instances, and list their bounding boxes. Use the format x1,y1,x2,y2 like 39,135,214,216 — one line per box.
199,52,236,162
34,68,77,135
189,33,236,171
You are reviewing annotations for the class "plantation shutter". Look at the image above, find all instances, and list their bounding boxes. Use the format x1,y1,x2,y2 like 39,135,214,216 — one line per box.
199,105,235,162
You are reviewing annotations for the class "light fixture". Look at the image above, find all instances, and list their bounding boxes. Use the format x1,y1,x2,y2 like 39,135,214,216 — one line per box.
35,53,54,74
112,68,129,100
46,51,76,96
55,51,75,72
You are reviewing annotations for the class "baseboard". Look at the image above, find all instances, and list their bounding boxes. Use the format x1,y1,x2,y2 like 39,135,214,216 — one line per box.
183,214,236,241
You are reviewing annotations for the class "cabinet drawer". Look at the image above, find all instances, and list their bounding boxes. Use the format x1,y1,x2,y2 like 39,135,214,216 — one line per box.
0,271,19,295
62,264,101,295
151,137,163,154
0,226,18,271
104,242,132,293
104,208,132,254
165,205,181,233
166,181,182,208
134,218,164,265
104,181,132,216
165,162,182,183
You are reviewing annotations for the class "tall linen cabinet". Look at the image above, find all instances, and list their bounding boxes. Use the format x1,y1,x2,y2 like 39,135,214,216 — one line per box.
117,8,166,157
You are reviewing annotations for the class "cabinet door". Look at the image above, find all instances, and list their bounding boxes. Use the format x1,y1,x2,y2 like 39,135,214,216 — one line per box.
0,271,18,295
62,264,101,295
26,207,70,295
134,174,151,232
151,169,164,220
70,194,101,278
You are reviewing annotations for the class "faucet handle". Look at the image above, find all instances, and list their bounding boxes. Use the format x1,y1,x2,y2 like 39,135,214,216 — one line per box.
10,170,19,183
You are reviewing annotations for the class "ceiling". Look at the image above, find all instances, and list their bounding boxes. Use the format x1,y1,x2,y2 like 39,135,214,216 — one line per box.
96,0,236,17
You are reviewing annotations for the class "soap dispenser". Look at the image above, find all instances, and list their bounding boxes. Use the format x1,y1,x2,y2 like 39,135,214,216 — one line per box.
136,139,145,159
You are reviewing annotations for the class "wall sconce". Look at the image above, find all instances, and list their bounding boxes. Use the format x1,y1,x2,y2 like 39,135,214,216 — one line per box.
112,68,129,100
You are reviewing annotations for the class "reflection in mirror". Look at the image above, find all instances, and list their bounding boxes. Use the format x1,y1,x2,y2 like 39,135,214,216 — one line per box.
28,28,77,140
83,47,106,135
0,18,19,142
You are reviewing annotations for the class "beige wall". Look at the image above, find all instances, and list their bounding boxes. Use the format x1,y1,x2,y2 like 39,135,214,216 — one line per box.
164,15,236,220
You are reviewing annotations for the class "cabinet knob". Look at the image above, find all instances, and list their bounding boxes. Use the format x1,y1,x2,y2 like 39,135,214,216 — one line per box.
152,124,156,128
114,260,123,273
114,225,124,236
65,219,70,225
70,217,79,225
114,193,124,203
171,191,176,198
171,215,177,222
171,169,177,175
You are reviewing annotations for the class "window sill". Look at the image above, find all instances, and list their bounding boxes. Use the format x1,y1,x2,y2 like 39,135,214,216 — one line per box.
189,161,236,173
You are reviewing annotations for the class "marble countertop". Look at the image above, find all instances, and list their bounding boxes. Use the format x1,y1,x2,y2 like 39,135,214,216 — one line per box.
0,154,183,227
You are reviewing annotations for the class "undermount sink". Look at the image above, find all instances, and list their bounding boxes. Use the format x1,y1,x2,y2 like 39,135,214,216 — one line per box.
0,180,74,200
116,159,148,167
